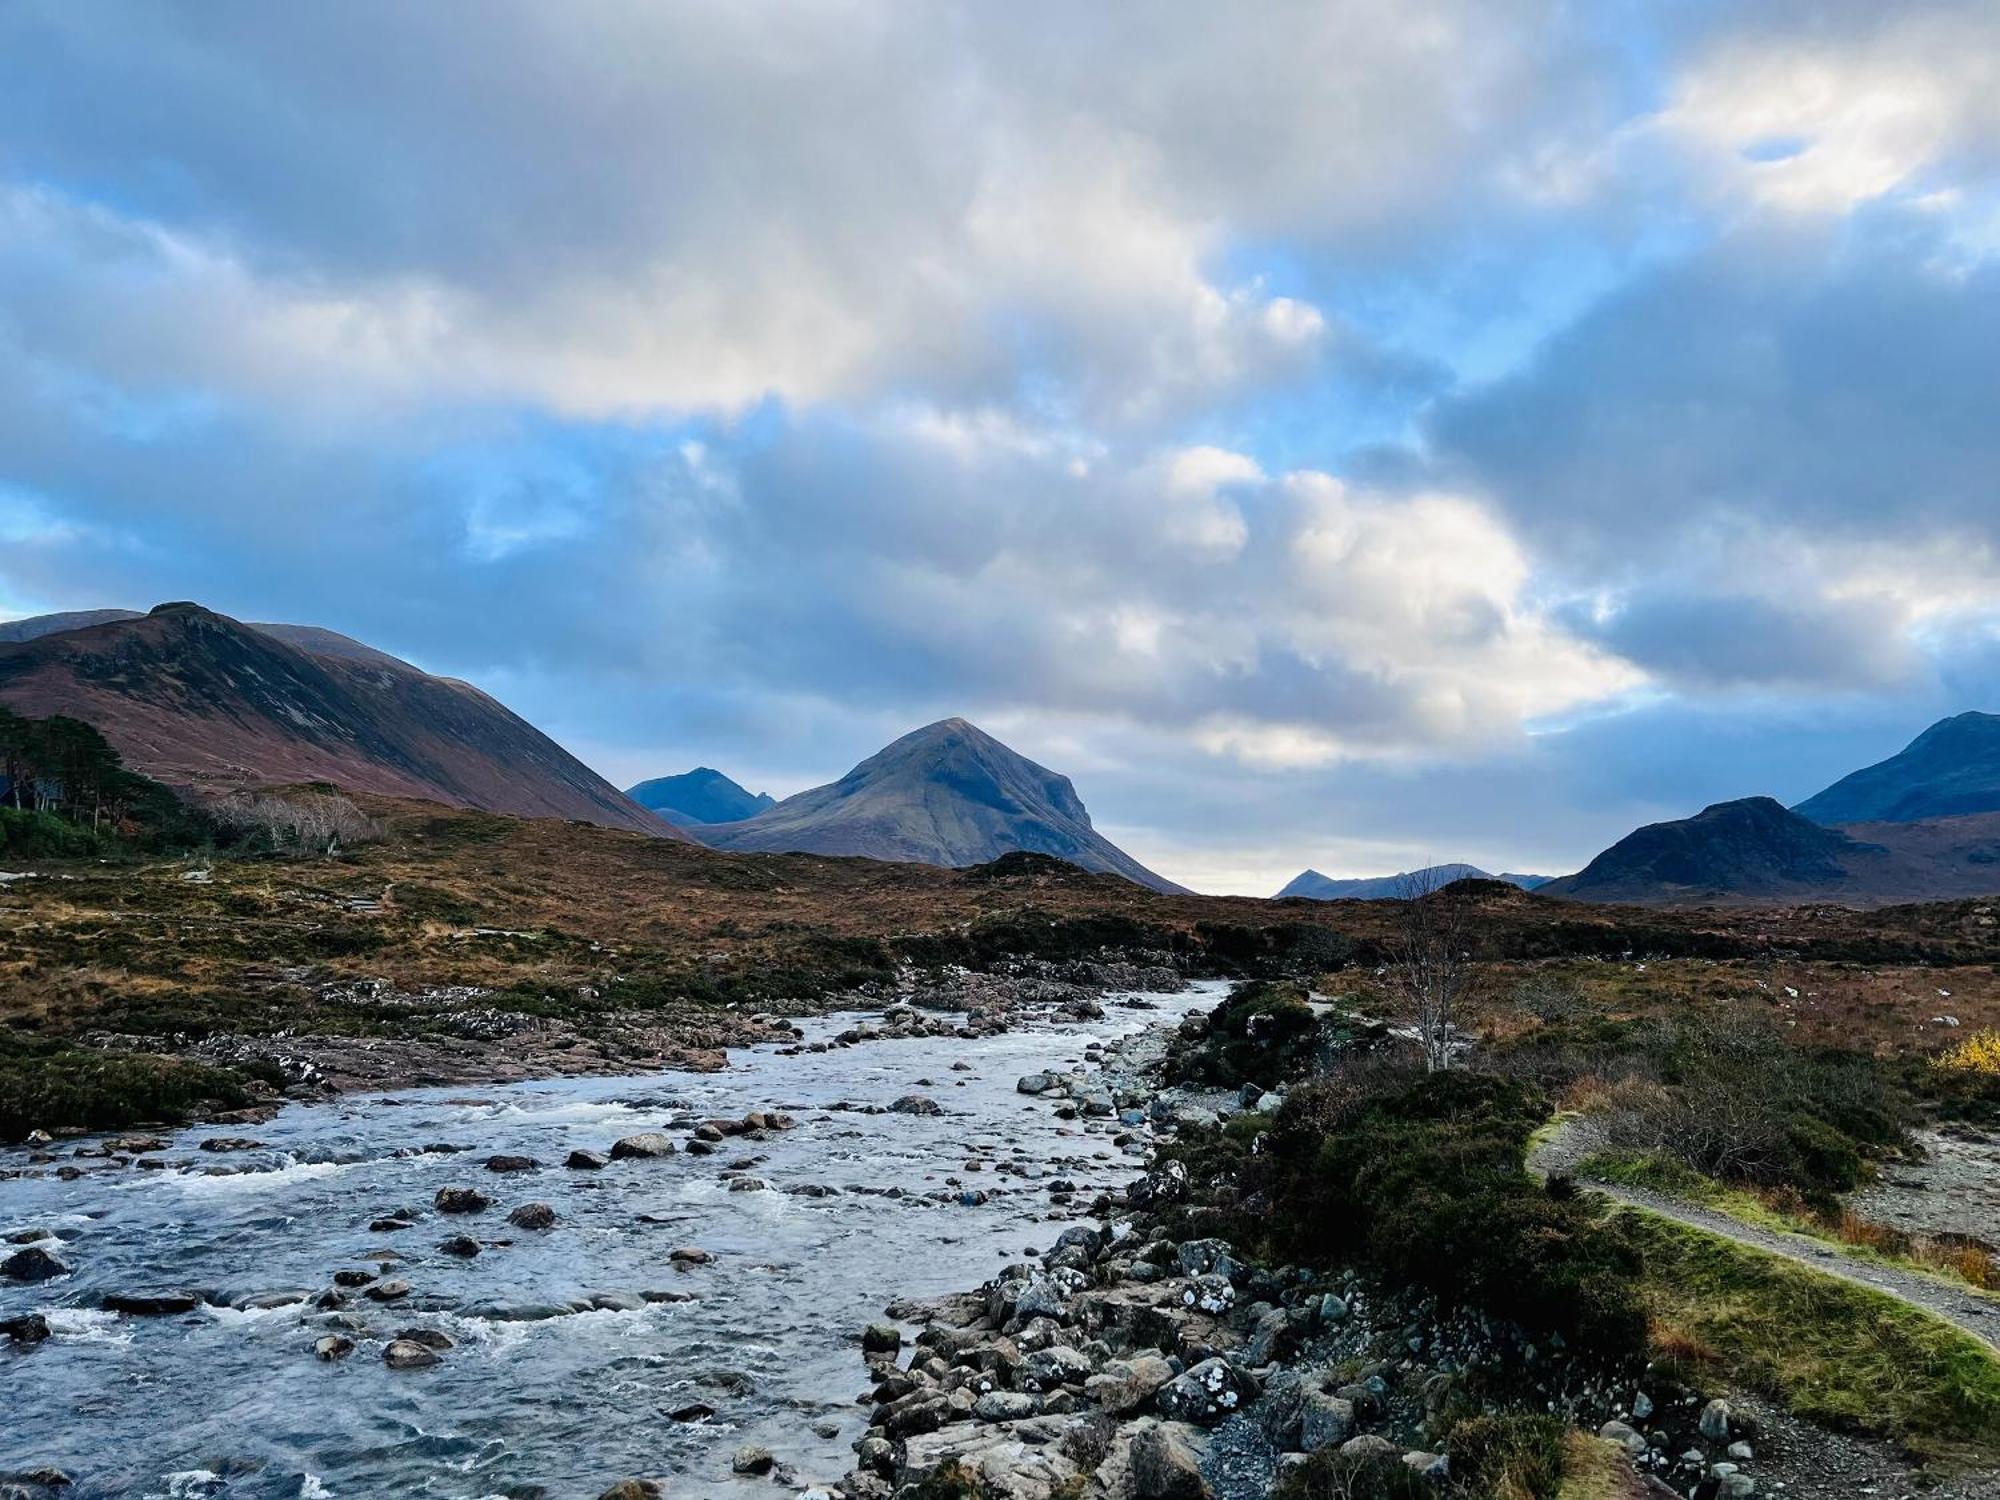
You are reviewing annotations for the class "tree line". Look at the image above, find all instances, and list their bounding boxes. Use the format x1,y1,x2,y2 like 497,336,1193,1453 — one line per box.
0,706,146,832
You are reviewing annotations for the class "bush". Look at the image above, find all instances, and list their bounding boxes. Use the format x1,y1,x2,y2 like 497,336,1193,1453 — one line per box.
0,807,101,858
1164,980,1326,1090
1445,1413,1568,1499
1248,1068,1647,1356
0,1034,254,1140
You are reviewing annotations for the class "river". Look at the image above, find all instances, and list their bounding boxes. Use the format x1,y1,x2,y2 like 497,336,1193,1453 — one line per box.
0,981,1222,1499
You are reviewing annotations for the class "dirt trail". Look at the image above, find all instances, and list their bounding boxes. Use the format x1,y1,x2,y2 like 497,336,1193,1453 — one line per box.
1527,1114,2000,1352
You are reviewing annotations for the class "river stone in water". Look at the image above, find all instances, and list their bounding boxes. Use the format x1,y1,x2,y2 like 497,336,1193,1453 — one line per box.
383,1338,441,1369
434,1187,489,1214
507,1202,557,1230
610,1133,678,1159
1,1246,70,1283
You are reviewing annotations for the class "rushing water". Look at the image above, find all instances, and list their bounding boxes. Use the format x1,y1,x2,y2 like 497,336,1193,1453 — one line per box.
0,982,1221,1499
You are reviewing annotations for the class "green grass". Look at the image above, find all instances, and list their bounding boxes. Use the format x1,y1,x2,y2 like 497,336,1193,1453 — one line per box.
1553,1436,1629,1500
1583,1149,2000,1299
0,1034,256,1140
1615,1204,2000,1465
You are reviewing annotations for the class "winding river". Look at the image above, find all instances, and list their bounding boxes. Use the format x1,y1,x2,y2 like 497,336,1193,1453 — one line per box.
0,981,1222,1499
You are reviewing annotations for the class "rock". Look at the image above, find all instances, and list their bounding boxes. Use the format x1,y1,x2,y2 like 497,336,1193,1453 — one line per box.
891,1095,942,1116
668,1402,716,1423
1727,1441,1755,1461
861,1322,903,1354
507,1203,557,1230
2,1314,51,1345
434,1187,490,1214
610,1133,678,1159
596,1482,664,1500
364,1280,412,1303
313,1334,355,1361
0,1247,69,1283
383,1337,441,1369
1716,1477,1755,1499
103,1290,199,1316
1130,1421,1212,1500
566,1149,609,1170
438,1235,482,1258
973,1391,1038,1422
730,1445,774,1475
670,1247,713,1265
1017,1073,1056,1095
1179,1273,1233,1315
1086,1354,1175,1415
1597,1421,1647,1458
484,1154,537,1173
1155,1357,1255,1426
1175,1239,1231,1277
1403,1451,1448,1479
331,1269,376,1287
1339,1435,1399,1462
1299,1392,1355,1451
1699,1399,1733,1441
393,1328,453,1350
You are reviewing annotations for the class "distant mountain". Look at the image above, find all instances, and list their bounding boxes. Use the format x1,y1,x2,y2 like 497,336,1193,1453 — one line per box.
1541,796,2000,907
700,717,1183,892
0,602,685,838
1795,712,2000,825
1275,864,1551,901
627,767,776,826
0,608,143,642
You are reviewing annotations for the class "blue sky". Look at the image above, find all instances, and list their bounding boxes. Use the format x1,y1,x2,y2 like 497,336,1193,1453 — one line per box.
3,0,1999,893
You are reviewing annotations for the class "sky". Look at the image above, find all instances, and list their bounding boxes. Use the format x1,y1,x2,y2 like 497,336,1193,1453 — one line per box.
2,1,1999,894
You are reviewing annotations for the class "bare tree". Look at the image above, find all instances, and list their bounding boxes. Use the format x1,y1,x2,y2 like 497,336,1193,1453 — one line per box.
214,790,381,857
1392,864,1474,1072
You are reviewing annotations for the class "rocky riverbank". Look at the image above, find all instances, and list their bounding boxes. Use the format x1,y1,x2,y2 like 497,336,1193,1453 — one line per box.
816,1003,1787,1500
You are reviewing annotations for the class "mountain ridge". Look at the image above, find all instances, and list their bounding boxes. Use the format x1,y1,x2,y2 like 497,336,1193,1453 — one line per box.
1276,864,1552,901
0,602,683,838
1795,711,2000,826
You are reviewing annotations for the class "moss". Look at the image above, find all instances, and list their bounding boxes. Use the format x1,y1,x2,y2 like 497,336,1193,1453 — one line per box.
1615,1205,2000,1464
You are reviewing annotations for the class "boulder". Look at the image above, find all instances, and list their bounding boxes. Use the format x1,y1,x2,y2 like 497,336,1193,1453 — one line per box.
363,1280,412,1303
891,1095,943,1116
383,1337,441,1369
730,1446,774,1475
393,1328,453,1350
313,1335,354,1361
974,1391,1038,1422
438,1236,481,1258
1156,1358,1255,1426
434,1187,490,1214
1700,1399,1733,1441
1017,1074,1056,1095
1085,1354,1175,1415
1129,1421,1212,1500
1,1314,51,1346
566,1149,609,1170
507,1203,557,1230
1299,1392,1355,1451
611,1133,678,1160
1339,1435,1399,1462
861,1322,903,1354
484,1154,537,1173
0,1247,69,1283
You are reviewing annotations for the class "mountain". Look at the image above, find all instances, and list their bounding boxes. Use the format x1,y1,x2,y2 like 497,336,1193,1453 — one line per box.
699,717,1183,892
1275,864,1551,901
627,768,776,826
1795,712,2000,825
0,608,143,643
1540,796,2000,907
0,602,684,838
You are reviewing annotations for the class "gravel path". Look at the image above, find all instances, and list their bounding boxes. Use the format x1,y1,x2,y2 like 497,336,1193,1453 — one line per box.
1527,1115,2000,1352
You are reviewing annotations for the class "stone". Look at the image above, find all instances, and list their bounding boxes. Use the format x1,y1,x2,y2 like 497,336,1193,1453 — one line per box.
484,1154,537,1173
383,1337,441,1369
670,1247,713,1265
0,1246,69,1283
891,1095,943,1116
1155,1358,1255,1426
507,1203,557,1230
434,1186,490,1214
1085,1354,1175,1415
103,1290,199,1316
1597,1422,1647,1458
331,1269,376,1287
2,1313,52,1345
730,1445,774,1475
973,1391,1038,1422
1299,1392,1355,1451
862,1322,903,1354
596,1482,663,1500
438,1235,481,1258
1727,1441,1755,1461
566,1149,608,1170
1017,1073,1056,1095
393,1328,453,1350
1339,1435,1399,1462
611,1133,678,1159
1129,1421,1212,1500
313,1335,354,1361
364,1280,412,1302
1699,1399,1733,1441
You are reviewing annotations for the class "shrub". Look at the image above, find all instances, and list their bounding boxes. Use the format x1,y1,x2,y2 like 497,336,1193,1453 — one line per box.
1935,1030,2000,1075
1445,1413,1568,1499
0,1034,254,1140
1164,980,1326,1089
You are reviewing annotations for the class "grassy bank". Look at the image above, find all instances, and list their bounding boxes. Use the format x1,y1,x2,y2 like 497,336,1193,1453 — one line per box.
1616,1205,2000,1464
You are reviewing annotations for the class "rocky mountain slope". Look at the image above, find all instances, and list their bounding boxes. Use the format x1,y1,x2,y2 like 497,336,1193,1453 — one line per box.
699,717,1184,892
627,767,776,825
1796,711,2000,825
0,602,683,837
1276,864,1551,900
